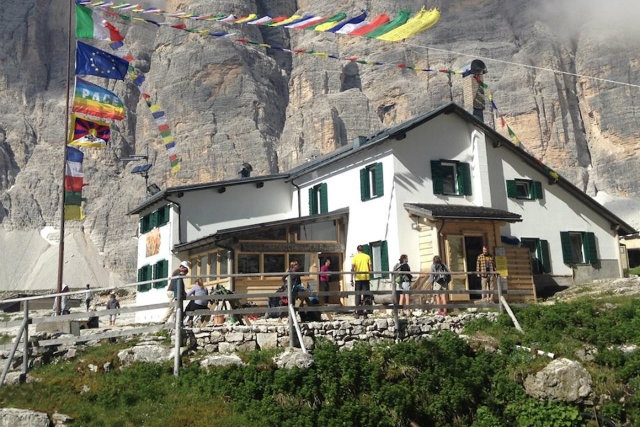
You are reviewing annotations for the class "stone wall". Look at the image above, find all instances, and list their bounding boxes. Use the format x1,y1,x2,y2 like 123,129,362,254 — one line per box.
181,312,499,353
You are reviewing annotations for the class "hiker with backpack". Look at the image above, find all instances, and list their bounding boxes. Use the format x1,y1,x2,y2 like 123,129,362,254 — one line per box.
428,255,451,316
393,254,413,316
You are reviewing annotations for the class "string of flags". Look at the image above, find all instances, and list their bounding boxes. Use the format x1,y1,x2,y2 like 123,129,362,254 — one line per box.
65,0,560,221
76,1,441,43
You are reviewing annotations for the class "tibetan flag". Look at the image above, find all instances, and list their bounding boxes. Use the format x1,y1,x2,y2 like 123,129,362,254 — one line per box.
365,11,410,38
69,114,110,148
76,41,129,80
64,146,85,221
286,15,324,29
349,14,391,36
72,77,125,120
376,8,440,42
75,4,125,48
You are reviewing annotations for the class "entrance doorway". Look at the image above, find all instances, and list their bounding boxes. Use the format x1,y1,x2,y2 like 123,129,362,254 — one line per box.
465,236,484,300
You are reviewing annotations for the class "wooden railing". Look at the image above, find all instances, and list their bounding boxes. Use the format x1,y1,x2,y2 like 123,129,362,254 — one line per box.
0,270,530,382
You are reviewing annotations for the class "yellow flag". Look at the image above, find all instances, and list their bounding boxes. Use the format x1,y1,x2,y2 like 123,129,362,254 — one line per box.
377,8,440,42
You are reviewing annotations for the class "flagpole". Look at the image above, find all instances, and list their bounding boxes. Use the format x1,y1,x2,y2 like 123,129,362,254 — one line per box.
56,0,74,314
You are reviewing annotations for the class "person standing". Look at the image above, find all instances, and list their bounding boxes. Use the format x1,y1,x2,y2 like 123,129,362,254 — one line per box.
162,260,189,323
184,278,209,327
53,284,71,315
476,246,497,302
84,284,93,311
428,255,451,316
319,258,331,304
394,255,413,315
351,245,372,318
106,291,121,326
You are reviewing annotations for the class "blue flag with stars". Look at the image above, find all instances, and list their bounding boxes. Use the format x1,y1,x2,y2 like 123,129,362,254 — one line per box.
75,41,129,80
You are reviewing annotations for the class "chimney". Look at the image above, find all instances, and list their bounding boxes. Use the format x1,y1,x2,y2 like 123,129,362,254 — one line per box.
462,59,488,122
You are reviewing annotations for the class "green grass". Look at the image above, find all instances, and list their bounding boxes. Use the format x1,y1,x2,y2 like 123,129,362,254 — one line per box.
628,265,640,276
1,296,640,426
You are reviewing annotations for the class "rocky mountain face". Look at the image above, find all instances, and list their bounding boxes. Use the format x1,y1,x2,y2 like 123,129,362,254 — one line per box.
0,0,638,290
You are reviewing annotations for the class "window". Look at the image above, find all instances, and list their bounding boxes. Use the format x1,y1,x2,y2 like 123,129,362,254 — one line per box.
140,205,170,234
264,254,286,274
152,259,168,289
137,264,152,292
521,238,550,274
560,231,598,265
431,160,472,196
140,214,152,234
360,163,384,201
507,179,543,200
362,240,389,279
309,183,328,215
297,221,336,241
238,254,260,274
156,205,170,227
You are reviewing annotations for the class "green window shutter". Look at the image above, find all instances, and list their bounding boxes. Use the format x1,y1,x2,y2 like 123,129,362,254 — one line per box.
153,260,168,289
532,181,543,200
538,239,551,273
360,168,370,201
308,187,318,215
431,160,444,195
560,232,575,264
319,183,328,213
374,163,384,197
156,205,169,227
363,244,371,257
380,240,389,279
506,180,517,198
150,210,158,229
140,214,151,234
583,232,598,264
458,162,472,195
138,265,152,292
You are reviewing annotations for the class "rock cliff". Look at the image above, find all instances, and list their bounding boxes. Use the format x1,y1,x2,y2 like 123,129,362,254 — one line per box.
0,0,638,290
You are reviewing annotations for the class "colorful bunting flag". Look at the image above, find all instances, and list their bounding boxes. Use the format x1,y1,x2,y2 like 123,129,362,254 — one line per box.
69,114,110,147
72,77,125,120
365,11,411,38
75,41,129,80
64,146,85,221
327,11,367,34
75,4,125,48
376,7,440,41
348,14,390,36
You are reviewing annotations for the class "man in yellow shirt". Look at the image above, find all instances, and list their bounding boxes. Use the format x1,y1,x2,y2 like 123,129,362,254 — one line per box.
351,245,373,318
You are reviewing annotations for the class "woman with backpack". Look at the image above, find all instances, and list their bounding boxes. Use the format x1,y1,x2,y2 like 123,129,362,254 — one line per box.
394,254,413,316
428,255,450,316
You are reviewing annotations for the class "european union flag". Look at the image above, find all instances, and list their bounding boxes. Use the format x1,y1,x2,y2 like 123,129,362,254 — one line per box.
75,41,129,80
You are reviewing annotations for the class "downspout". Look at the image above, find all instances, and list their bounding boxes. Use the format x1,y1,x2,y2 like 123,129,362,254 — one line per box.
291,179,302,218
165,197,183,245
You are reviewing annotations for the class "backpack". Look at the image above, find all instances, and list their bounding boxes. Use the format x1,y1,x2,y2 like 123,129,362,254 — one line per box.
393,263,403,285
435,263,450,284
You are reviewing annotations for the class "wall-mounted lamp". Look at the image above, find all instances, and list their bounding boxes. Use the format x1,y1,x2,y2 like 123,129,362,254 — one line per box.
146,184,161,195
256,182,264,188
218,187,226,193
411,222,421,231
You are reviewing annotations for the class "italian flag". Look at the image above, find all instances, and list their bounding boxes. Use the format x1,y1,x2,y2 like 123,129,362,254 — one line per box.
75,5,124,47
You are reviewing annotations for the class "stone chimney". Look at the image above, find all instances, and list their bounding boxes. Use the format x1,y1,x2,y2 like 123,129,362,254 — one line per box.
462,59,488,122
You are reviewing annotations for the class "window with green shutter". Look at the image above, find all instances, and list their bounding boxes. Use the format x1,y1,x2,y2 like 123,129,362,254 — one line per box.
140,214,152,234
153,259,169,289
431,160,472,196
137,265,153,292
365,240,389,279
359,163,384,201
308,183,328,215
156,205,170,227
560,231,598,265
521,238,551,274
506,179,543,200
